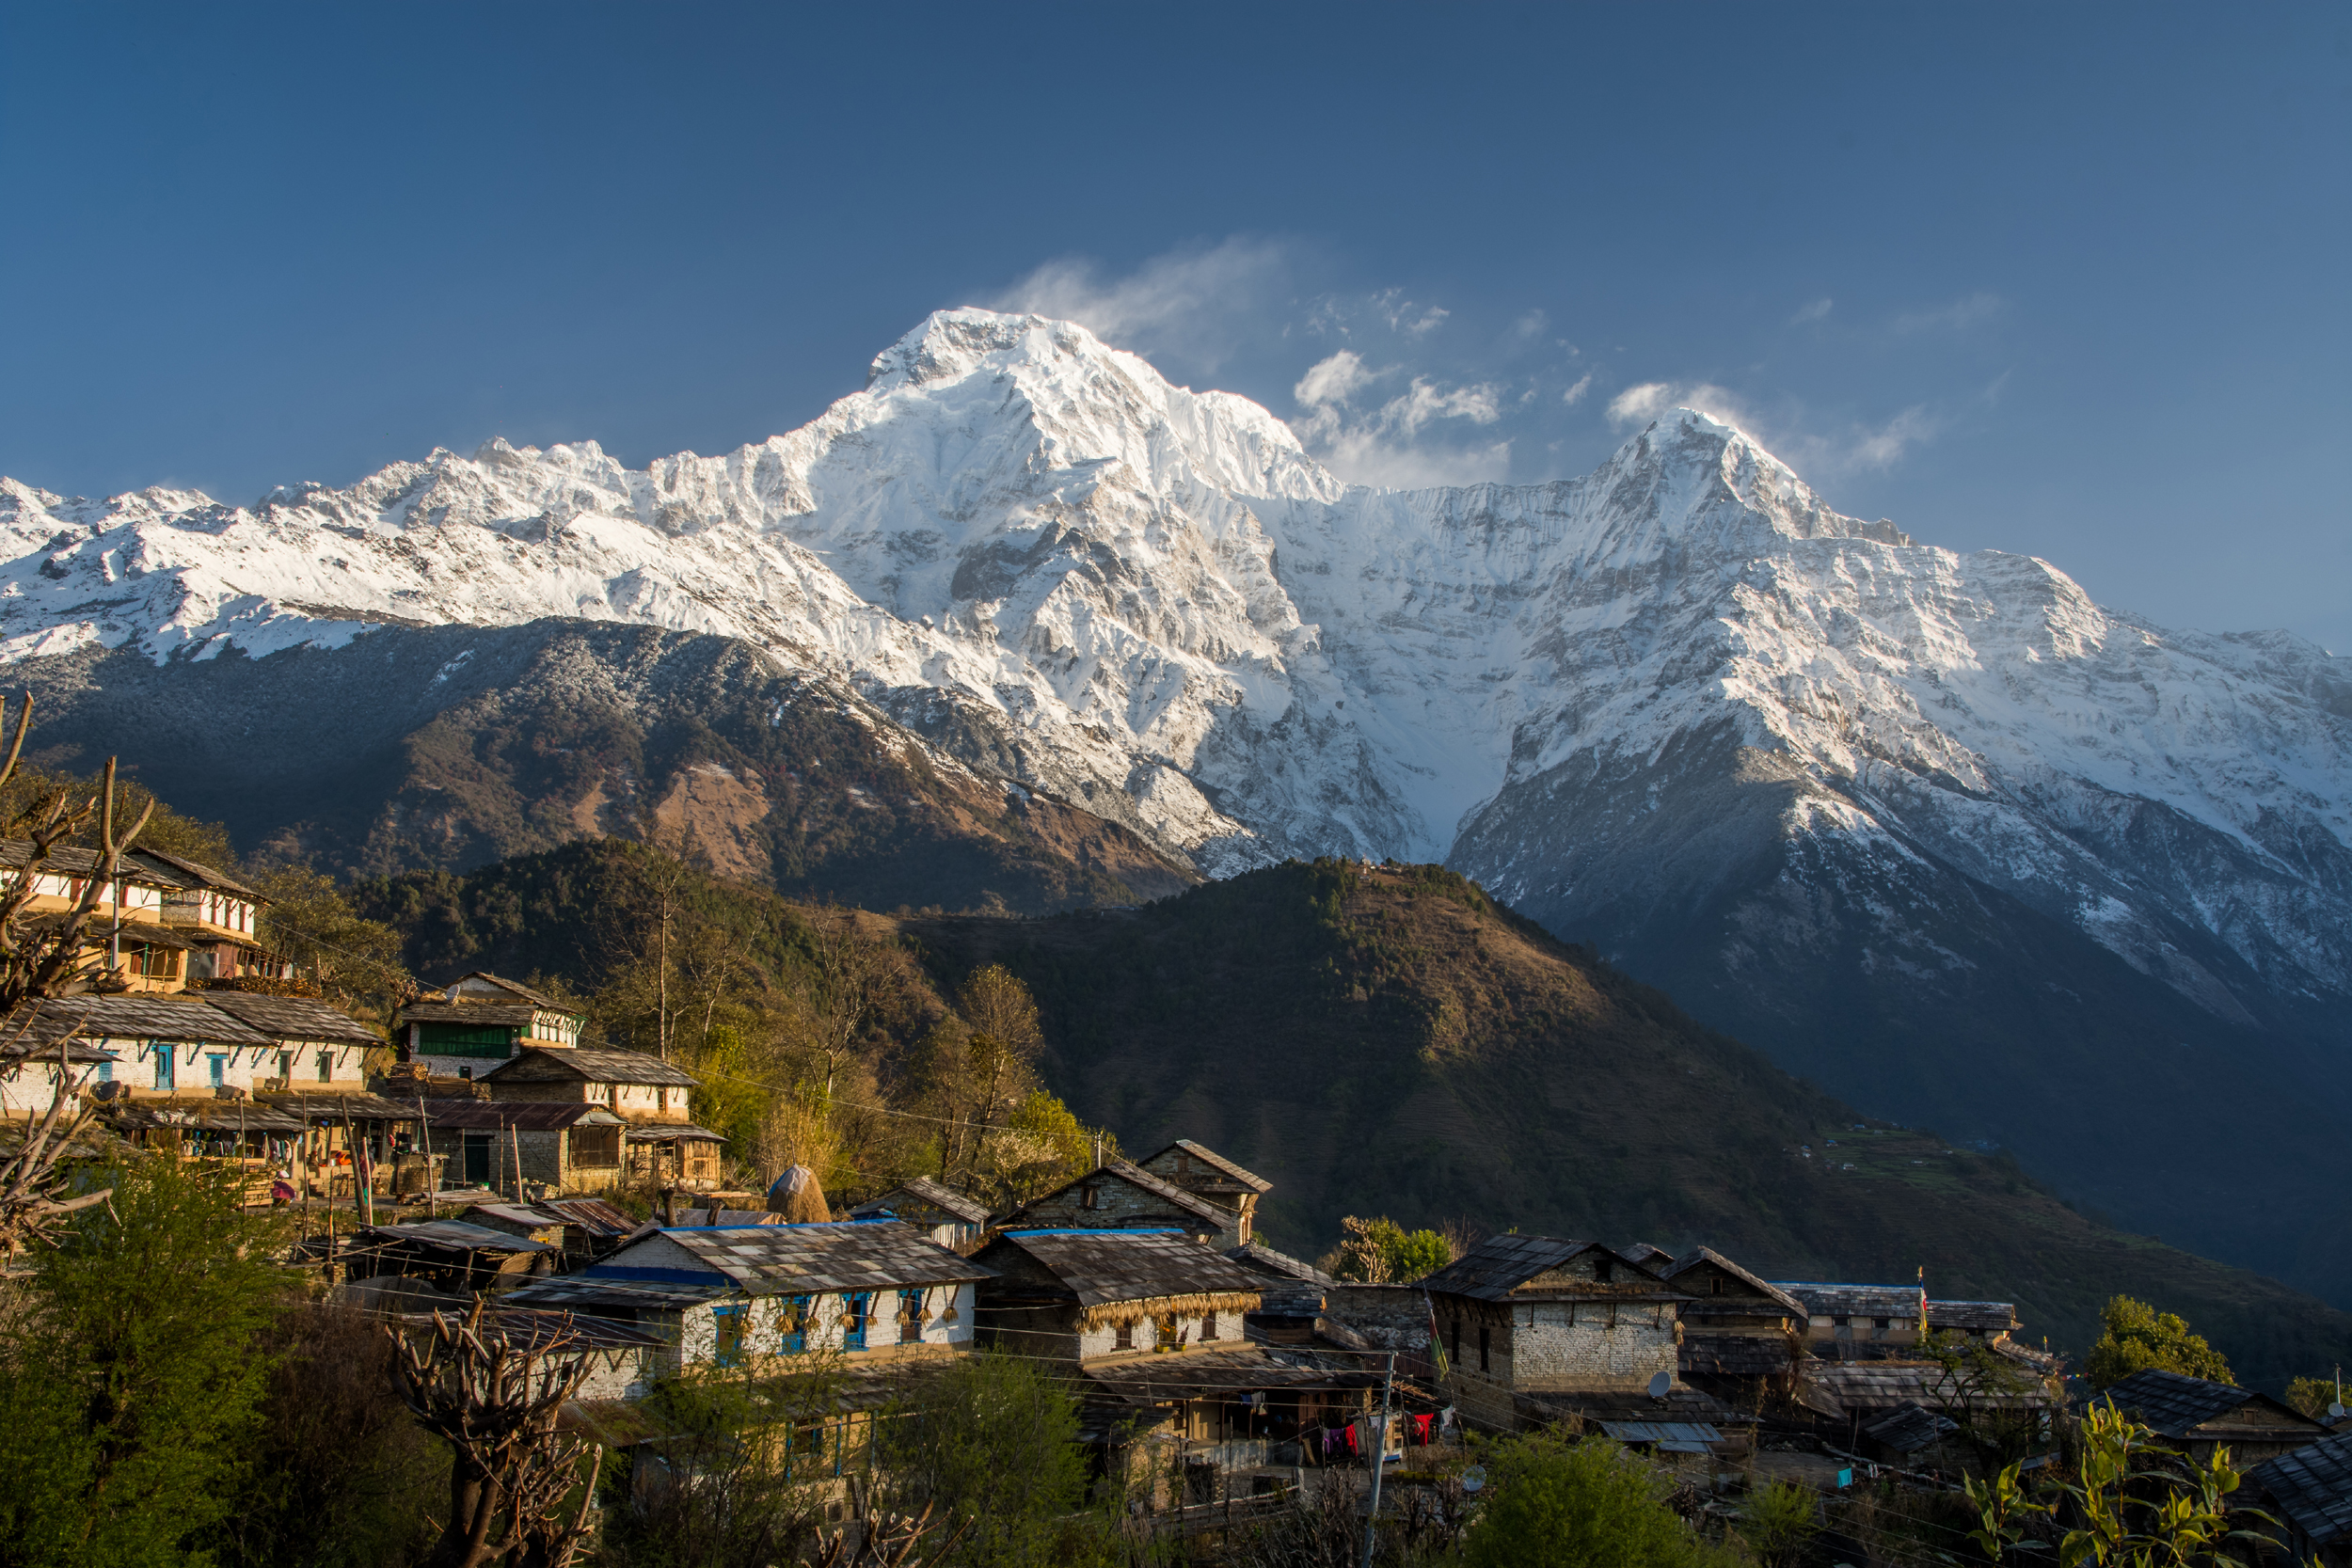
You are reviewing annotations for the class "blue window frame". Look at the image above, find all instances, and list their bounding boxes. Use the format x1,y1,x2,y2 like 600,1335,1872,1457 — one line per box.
712,1304,748,1369
898,1288,923,1343
207,1053,228,1087
842,1292,871,1353
152,1043,175,1091
778,1293,814,1355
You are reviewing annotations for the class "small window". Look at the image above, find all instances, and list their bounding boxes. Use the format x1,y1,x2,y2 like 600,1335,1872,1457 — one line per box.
898,1289,923,1343
1156,1314,1181,1352
207,1053,228,1087
93,1061,112,1085
842,1292,870,1353
153,1045,175,1091
1114,1321,1134,1351
1478,1323,1490,1372
1594,1257,1613,1284
316,1051,332,1083
278,1051,294,1081
778,1294,813,1355
713,1305,747,1369
1079,1185,1100,1211
1710,1276,1724,1296
1201,1310,1218,1341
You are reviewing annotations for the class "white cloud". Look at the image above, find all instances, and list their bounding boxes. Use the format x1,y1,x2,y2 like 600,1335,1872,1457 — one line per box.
1792,297,1834,325
1561,372,1594,406
1839,405,1940,471
1512,309,1549,340
1893,291,2004,334
1294,350,1374,408
1388,377,1502,435
988,237,1287,372
1606,380,1755,432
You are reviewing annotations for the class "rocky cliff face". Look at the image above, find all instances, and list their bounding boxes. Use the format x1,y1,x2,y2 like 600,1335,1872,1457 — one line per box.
6,309,2346,1294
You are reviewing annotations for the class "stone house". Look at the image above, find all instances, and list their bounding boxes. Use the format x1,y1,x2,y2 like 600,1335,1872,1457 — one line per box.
1136,1140,1269,1243
420,1098,632,1196
1927,1299,2021,1345
2101,1370,2329,1465
1659,1247,1808,1407
972,1227,1382,1498
1772,1281,1928,1358
2241,1430,2352,1568
394,974,587,1081
1422,1236,1701,1431
1224,1241,1331,1344
997,1157,1246,1247
849,1176,992,1251
501,1219,992,1380
475,1046,723,1191
354,1216,563,1297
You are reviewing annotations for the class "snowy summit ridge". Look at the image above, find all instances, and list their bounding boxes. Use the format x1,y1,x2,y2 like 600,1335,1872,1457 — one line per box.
1,307,2345,1030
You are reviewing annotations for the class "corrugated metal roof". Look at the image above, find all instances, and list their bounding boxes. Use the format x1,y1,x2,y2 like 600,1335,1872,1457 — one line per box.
610,1219,992,1296
985,1228,1267,1307
2246,1431,2352,1547
1597,1420,1724,1447
536,1196,638,1237
502,1275,731,1311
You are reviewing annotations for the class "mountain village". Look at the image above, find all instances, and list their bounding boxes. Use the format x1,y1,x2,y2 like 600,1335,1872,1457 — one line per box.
5,827,2348,1568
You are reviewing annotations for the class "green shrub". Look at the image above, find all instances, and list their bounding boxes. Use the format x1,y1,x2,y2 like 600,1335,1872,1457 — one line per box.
1461,1433,1730,1568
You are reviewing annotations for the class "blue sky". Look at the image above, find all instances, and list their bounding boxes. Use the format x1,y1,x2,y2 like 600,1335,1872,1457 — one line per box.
3,4,2346,649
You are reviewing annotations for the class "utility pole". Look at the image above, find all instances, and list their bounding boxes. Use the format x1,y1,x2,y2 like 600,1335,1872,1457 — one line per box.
1362,1349,1395,1568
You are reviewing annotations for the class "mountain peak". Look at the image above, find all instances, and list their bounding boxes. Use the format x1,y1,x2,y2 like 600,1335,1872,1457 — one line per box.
865,308,1116,394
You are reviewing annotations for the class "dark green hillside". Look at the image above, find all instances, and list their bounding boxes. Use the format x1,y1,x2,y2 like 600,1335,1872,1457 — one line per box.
898,859,2352,1394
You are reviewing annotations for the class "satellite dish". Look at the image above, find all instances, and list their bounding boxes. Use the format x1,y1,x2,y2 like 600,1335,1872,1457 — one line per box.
2330,1402,2347,1418
1648,1370,1673,1400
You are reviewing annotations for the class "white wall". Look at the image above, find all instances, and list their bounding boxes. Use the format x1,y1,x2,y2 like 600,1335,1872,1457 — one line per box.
671,1278,979,1369
124,1037,366,1095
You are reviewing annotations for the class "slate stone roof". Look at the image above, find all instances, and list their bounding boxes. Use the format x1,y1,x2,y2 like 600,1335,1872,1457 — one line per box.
3,994,273,1046
1773,1282,1926,1320
1620,1243,1675,1267
2101,1370,2320,1440
1101,1159,1237,1225
2246,1431,2352,1548
1809,1361,2057,1414
420,1099,626,1132
107,1100,310,1133
401,1001,537,1028
1226,1242,1334,1285
1862,1401,1961,1455
1081,1345,1383,1408
852,1176,992,1226
448,973,562,1007
128,847,263,899
257,1091,421,1122
988,1228,1267,1307
481,1047,698,1087
624,1122,724,1143
1661,1247,1807,1316
0,1027,118,1064
1143,1139,1274,1195
624,1219,992,1296
503,1275,735,1312
199,991,384,1046
1421,1235,1677,1302
1927,1299,2019,1333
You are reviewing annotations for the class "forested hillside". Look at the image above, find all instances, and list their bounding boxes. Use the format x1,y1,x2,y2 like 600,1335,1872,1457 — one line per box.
358,842,2352,1393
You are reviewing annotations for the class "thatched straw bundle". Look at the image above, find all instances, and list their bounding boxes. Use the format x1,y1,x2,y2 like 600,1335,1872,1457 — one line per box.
765,1164,831,1223
1077,1291,1261,1331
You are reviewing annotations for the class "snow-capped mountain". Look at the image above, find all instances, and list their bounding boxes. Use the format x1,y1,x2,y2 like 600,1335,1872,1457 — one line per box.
6,309,2350,1287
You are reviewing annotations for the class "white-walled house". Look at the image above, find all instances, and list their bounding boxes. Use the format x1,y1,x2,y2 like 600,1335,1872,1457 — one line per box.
395,974,586,1080
501,1218,993,1378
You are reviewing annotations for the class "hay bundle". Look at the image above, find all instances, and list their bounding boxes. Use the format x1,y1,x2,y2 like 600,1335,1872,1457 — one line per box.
766,1164,831,1223
1076,1291,1261,1331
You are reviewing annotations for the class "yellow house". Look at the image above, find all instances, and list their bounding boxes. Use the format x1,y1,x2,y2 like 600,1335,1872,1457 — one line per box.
0,839,276,993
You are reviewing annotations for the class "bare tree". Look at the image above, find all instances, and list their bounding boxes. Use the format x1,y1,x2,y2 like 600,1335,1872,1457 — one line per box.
0,696,153,1259
389,1301,604,1568
787,908,893,1104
